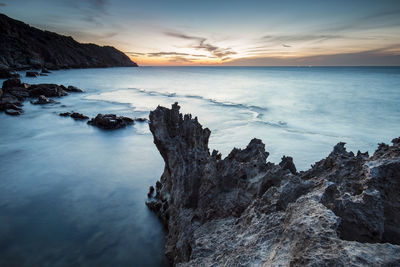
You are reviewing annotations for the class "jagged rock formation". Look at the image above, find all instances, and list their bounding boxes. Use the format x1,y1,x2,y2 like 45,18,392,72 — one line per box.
59,112,89,120
146,103,400,266
0,13,137,70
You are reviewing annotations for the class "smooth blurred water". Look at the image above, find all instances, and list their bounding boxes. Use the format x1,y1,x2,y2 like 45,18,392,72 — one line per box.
0,66,399,266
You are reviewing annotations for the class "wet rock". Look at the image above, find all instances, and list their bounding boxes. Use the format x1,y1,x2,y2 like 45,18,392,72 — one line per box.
59,111,89,120
64,85,84,93
30,95,57,105
2,78,22,89
29,84,67,97
4,109,23,116
146,103,400,266
26,71,39,77
0,68,20,79
39,73,48,76
134,117,148,122
41,68,51,74
87,114,134,130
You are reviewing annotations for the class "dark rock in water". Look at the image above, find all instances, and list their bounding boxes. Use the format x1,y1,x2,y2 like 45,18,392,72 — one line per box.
64,86,84,93
41,68,51,74
134,117,148,122
148,186,155,198
4,109,23,116
146,103,400,266
29,84,67,97
0,68,20,78
30,95,57,105
0,88,2,99
0,14,138,70
39,73,48,76
2,78,22,89
59,111,89,120
87,114,134,130
26,71,39,77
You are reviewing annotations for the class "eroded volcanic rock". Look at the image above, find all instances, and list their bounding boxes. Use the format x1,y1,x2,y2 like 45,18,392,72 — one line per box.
87,114,134,130
146,103,400,266
0,14,138,70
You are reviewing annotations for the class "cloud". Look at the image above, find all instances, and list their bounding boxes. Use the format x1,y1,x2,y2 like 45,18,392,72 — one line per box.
0,3,6,7
126,51,209,58
165,31,236,58
282,44,291,48
262,34,343,44
223,45,400,66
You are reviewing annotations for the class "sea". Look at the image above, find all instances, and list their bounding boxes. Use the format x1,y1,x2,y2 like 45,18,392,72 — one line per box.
0,66,399,266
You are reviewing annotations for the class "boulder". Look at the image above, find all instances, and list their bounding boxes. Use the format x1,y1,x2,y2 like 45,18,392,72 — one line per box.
26,71,39,77
87,114,134,130
0,68,20,79
41,68,51,74
28,84,67,97
30,95,57,105
146,103,400,266
59,111,89,120
2,78,22,89
134,117,148,122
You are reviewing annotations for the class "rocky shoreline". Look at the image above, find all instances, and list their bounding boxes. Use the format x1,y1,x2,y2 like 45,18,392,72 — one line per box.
146,103,400,266
0,77,146,130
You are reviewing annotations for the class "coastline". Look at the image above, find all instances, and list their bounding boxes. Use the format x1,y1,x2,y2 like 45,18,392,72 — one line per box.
146,102,400,266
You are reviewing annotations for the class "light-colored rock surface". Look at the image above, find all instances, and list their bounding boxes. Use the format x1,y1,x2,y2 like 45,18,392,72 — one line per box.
147,103,400,266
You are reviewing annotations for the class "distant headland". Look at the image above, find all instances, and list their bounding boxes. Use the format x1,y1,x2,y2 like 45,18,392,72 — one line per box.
0,13,137,72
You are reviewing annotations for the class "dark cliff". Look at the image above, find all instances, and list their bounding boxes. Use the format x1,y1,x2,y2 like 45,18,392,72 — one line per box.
0,14,137,70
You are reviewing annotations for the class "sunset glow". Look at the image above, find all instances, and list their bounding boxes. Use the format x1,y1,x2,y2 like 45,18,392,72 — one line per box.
1,0,399,66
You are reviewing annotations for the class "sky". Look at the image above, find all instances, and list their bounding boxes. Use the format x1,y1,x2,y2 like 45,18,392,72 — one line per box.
1,0,400,66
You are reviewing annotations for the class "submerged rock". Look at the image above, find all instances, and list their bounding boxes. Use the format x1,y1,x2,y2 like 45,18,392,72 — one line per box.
146,103,400,266
26,71,39,77
63,86,84,93
87,114,134,130
30,95,58,105
59,111,89,120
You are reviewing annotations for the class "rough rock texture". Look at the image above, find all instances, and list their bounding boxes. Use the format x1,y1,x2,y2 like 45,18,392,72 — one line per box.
0,13,137,70
60,112,89,120
87,114,134,130
64,86,84,93
146,103,400,266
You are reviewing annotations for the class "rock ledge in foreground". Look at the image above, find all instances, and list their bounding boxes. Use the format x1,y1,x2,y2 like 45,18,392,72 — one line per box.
146,102,400,266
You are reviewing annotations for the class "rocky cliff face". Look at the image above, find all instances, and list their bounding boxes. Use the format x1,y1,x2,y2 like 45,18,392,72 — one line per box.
0,14,137,70
146,103,400,266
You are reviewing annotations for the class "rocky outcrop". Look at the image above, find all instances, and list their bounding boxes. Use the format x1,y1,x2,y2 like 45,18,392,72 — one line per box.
26,71,39,77
0,78,83,115
0,68,20,78
146,103,400,266
0,13,138,70
87,114,134,130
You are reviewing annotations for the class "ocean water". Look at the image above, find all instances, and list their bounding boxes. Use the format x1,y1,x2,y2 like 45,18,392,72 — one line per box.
0,66,399,266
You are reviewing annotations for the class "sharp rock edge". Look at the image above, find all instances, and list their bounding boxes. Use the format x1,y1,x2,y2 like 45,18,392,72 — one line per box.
146,102,400,266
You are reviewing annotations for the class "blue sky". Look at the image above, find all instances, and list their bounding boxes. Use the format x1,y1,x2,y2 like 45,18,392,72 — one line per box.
1,0,399,65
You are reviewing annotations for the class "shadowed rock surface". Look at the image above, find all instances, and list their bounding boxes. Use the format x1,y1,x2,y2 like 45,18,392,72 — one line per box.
88,114,134,130
0,78,83,115
146,103,400,266
0,13,137,70
60,112,89,120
